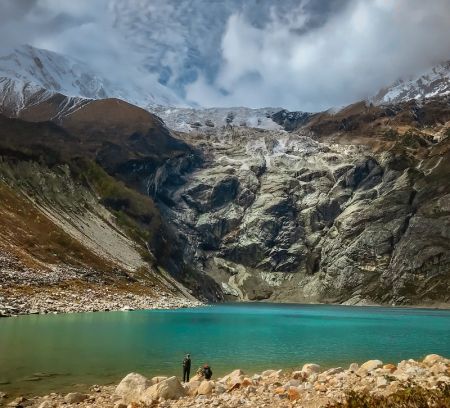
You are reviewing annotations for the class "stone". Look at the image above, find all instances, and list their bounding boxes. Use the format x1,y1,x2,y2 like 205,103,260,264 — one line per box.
302,363,321,376
261,369,277,377
323,367,344,376
348,363,359,372
241,378,253,387
214,383,227,394
115,373,151,404
423,354,448,366
274,386,286,395
151,376,168,384
0,392,7,399
220,369,244,384
38,401,55,408
383,363,397,373
197,380,214,395
64,392,88,404
376,376,389,388
7,397,26,407
288,386,301,401
189,374,204,383
140,376,186,404
361,360,383,372
184,380,201,396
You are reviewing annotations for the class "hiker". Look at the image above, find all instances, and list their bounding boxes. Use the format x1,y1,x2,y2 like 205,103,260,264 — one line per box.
202,363,213,380
182,354,191,382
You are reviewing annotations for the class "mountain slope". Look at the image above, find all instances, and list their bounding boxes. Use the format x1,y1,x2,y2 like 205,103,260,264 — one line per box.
373,61,450,105
0,100,222,316
0,44,183,114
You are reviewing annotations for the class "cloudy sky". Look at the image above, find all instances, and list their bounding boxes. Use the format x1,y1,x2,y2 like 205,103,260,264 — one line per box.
1,0,450,110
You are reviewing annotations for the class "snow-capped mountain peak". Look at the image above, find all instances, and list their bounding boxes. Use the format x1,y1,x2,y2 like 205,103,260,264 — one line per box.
373,60,450,105
0,44,184,112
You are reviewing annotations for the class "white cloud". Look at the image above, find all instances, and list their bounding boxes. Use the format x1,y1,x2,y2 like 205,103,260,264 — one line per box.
186,0,450,110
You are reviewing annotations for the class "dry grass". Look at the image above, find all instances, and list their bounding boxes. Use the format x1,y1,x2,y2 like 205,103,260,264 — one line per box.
328,384,450,408
0,181,117,272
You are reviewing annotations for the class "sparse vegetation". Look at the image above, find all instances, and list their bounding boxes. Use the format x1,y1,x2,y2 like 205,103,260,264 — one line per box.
328,384,450,408
71,158,162,247
383,128,399,140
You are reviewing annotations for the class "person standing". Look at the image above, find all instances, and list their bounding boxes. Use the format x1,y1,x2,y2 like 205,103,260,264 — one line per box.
182,354,191,382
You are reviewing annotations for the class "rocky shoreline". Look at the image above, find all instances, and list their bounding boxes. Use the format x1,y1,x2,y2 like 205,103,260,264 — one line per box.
2,354,449,408
0,286,203,318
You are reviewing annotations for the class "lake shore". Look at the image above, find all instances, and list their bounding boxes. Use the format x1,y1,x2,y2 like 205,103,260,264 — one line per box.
2,287,449,319
2,354,449,408
0,284,203,317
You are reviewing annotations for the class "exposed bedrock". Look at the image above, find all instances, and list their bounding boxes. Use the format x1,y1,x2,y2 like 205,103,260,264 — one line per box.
160,123,450,306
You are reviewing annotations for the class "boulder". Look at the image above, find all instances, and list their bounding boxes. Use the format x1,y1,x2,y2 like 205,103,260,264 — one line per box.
197,380,214,395
302,363,321,376
261,369,282,379
383,364,397,373
361,360,383,372
261,369,276,377
288,386,301,401
376,376,389,388
241,378,253,387
38,401,55,408
215,383,227,394
7,397,26,407
64,392,88,404
140,376,186,404
115,372,151,404
184,381,201,396
348,363,359,372
292,371,306,380
323,367,344,376
423,354,449,366
189,374,204,383
151,376,168,384
220,369,244,384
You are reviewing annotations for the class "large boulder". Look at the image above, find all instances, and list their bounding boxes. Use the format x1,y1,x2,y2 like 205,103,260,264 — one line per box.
115,372,151,404
140,376,186,404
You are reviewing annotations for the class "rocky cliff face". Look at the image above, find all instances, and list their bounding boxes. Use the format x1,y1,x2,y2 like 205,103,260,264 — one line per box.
158,97,450,306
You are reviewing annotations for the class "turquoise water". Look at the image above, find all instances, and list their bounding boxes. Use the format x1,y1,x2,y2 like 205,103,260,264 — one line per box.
0,303,449,396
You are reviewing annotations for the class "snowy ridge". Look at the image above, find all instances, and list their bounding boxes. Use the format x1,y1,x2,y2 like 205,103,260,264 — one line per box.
0,44,183,112
152,106,284,132
373,60,450,105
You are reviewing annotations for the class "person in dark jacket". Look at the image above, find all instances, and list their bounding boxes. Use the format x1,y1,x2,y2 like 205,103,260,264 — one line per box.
182,354,191,382
202,364,212,380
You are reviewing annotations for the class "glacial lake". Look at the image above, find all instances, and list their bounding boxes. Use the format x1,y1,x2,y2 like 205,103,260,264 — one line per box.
1,303,449,396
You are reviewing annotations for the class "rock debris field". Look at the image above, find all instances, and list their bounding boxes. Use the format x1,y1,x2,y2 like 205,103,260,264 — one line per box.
2,354,449,408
